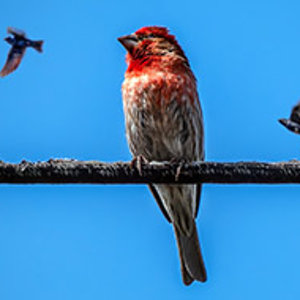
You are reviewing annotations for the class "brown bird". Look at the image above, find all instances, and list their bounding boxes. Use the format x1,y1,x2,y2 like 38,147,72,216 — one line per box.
119,26,206,285
279,102,300,134
0,27,43,77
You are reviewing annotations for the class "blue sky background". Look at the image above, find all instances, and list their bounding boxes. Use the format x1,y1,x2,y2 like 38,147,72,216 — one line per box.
0,0,300,299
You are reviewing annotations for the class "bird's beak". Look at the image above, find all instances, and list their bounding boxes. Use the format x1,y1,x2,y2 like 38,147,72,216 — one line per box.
118,34,138,53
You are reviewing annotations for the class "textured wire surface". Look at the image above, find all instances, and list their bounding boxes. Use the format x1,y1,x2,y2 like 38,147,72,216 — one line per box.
0,159,300,184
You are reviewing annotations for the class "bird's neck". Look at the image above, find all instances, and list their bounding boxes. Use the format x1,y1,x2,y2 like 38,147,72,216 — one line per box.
125,54,189,75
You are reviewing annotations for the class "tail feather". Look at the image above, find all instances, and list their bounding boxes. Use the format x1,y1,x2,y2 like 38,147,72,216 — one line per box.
32,40,43,52
174,220,207,285
175,226,194,285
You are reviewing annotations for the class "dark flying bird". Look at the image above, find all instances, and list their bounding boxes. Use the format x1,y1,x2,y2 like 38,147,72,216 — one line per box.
279,102,300,134
0,27,43,77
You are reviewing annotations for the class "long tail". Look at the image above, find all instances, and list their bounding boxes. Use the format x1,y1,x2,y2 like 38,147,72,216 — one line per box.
31,40,44,53
173,220,207,285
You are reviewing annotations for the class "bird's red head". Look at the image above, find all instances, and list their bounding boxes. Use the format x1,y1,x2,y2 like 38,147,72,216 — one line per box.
118,26,189,72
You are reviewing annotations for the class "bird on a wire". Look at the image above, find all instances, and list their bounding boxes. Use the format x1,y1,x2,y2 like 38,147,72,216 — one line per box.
279,102,300,134
0,27,43,77
118,26,206,285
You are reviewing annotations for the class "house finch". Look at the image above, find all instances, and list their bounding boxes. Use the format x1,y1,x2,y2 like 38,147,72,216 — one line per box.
118,26,206,285
0,27,43,77
279,102,300,134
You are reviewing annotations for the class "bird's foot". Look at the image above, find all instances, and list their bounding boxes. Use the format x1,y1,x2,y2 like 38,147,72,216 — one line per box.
170,157,188,182
130,155,149,176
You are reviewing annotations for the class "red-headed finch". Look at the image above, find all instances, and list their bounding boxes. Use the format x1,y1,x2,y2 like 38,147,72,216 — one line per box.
118,26,206,285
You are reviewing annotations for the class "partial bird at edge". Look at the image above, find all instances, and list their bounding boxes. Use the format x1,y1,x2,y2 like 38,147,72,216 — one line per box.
279,102,300,135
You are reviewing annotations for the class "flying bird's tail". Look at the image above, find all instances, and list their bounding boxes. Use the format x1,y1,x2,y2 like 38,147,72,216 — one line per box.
173,219,207,285
31,40,44,53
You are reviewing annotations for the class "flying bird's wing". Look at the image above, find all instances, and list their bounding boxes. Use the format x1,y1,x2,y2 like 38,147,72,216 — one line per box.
7,27,26,38
278,118,300,134
0,47,25,77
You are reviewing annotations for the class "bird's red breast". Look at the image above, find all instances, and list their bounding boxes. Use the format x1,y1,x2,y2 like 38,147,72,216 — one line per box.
122,69,198,109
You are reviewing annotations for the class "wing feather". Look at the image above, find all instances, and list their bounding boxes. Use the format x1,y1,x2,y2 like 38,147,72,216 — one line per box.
7,27,26,38
0,47,25,77
148,184,172,223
